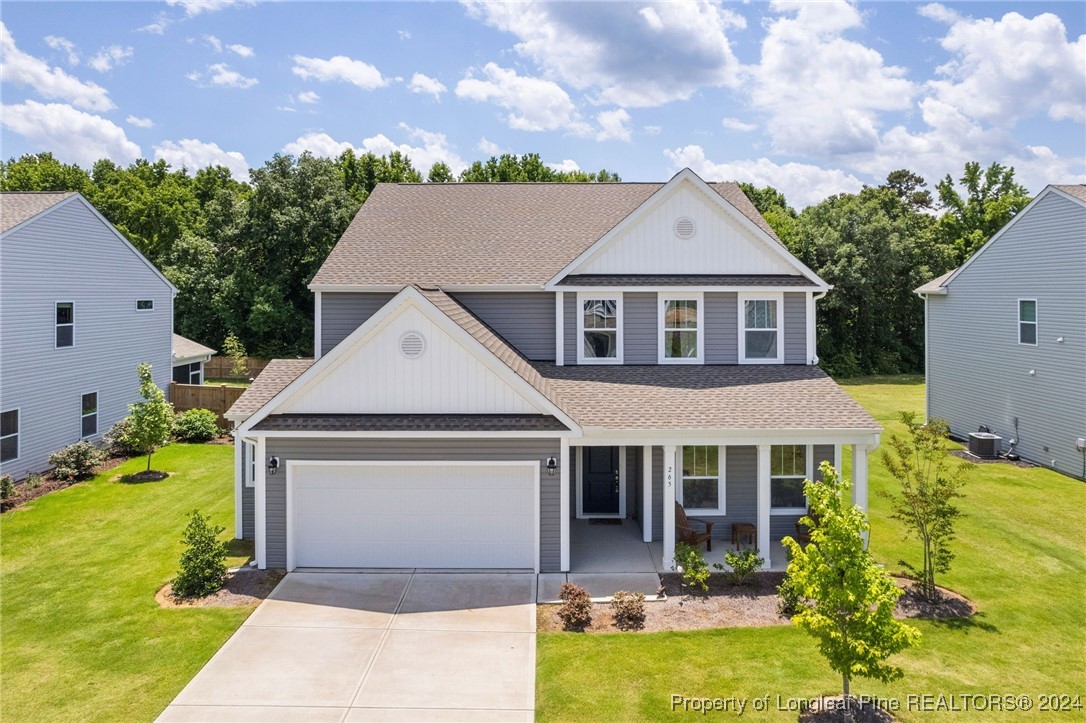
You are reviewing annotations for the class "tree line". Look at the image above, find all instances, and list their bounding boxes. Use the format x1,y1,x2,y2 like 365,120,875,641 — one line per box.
1,151,1029,375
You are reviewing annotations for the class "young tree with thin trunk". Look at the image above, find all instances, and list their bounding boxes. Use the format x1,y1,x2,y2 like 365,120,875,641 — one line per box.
126,363,174,472
881,412,973,602
783,462,920,717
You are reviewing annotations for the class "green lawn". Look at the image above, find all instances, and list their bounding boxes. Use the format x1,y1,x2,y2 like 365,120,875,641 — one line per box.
537,376,1086,722
1,444,250,722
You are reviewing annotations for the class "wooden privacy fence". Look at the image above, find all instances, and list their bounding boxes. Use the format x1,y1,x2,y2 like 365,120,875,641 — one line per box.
170,382,245,428
203,356,270,381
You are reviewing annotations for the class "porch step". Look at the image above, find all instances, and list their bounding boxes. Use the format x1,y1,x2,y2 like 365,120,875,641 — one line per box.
537,572,663,603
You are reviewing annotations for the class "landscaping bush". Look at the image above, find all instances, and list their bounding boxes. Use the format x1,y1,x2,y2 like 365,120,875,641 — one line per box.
25,472,43,489
173,408,220,442
48,441,105,481
674,541,709,592
777,575,801,616
173,510,229,598
721,548,764,586
609,590,646,630
104,417,142,456
0,474,13,500
557,582,592,631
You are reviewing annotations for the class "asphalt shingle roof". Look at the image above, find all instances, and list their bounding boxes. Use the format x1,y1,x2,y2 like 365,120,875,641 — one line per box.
0,192,76,233
172,333,217,362
252,414,567,432
1052,184,1086,203
226,359,314,418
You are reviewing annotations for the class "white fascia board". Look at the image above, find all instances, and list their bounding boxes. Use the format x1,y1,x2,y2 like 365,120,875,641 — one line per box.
574,428,881,446
551,285,825,293
307,283,543,293
237,429,579,439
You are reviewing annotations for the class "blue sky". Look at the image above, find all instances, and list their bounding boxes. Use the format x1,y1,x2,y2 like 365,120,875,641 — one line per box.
2,0,1083,207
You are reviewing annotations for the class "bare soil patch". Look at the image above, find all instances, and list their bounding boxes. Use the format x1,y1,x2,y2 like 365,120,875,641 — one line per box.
156,567,285,608
798,695,897,722
119,470,171,483
893,578,976,619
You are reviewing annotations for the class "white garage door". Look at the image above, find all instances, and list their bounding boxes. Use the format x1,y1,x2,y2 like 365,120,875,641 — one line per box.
290,462,537,570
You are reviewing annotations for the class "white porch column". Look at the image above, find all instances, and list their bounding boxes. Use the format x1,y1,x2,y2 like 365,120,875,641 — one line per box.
254,436,267,570
642,445,653,543
555,291,564,366
853,443,869,544
233,435,243,539
757,444,772,570
663,445,677,570
560,438,571,571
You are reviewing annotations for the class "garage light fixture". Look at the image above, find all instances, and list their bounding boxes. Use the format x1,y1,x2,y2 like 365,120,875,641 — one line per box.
546,457,557,476
267,456,280,475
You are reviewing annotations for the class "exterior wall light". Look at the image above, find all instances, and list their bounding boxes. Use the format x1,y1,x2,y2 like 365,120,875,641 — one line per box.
267,456,280,475
546,457,557,476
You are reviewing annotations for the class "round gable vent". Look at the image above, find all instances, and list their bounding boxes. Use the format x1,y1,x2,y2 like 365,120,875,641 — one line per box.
399,331,426,359
674,217,696,239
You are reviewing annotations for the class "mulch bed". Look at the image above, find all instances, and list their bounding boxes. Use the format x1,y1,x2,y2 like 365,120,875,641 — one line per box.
893,578,976,619
118,470,171,483
798,696,897,722
949,449,1033,469
156,567,285,608
1,452,128,512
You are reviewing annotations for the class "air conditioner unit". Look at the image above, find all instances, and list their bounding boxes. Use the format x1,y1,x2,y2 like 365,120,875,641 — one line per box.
968,432,1001,459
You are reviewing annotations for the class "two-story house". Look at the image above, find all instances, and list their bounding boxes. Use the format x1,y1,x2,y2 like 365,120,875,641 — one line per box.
225,169,879,574
0,192,175,479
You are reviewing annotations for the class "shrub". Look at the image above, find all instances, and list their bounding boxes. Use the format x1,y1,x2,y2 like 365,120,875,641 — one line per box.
104,417,141,456
173,510,229,597
777,575,801,616
722,548,764,586
25,472,43,489
48,441,105,481
674,541,709,592
0,475,14,500
609,590,646,630
557,582,592,631
174,408,220,442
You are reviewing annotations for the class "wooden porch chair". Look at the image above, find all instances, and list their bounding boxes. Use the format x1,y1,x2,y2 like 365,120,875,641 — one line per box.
675,502,713,552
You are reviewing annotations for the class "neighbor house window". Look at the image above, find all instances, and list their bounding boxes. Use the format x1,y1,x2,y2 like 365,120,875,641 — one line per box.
136,299,154,311
681,445,724,513
771,444,808,511
740,294,782,363
660,295,703,362
55,302,74,348
578,294,622,363
0,410,18,463
1018,299,1037,345
81,393,98,438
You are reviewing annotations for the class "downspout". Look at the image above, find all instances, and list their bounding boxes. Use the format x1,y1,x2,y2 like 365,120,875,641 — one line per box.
810,290,827,364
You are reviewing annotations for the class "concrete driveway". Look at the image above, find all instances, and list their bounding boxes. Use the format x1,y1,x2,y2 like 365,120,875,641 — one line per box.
158,572,536,722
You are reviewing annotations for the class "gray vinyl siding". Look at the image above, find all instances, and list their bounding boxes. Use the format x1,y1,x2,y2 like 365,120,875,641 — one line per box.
263,438,561,570
452,292,555,361
784,292,807,364
563,293,577,365
623,292,657,364
242,484,254,539
812,444,835,473
625,445,640,519
927,191,1086,480
652,446,663,541
705,292,738,364
0,199,173,478
320,292,395,355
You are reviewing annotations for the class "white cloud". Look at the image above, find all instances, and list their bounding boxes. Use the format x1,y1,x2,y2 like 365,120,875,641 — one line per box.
188,63,258,89
643,125,662,135
291,54,388,90
88,45,134,73
0,23,114,111
282,132,355,158
126,115,154,128
154,138,249,178
139,14,172,35
227,43,254,58
722,117,757,132
166,0,252,16
398,29,412,41
408,72,447,99
664,145,864,209
44,35,79,66
1,100,140,166
463,1,744,107
547,159,580,173
282,123,467,175
455,62,590,134
476,137,505,155
595,108,632,142
295,90,320,104
204,34,223,52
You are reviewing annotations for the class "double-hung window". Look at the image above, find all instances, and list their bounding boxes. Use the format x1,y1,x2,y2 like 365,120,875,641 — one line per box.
659,294,703,363
81,392,98,438
578,294,622,363
770,444,808,512
680,445,724,513
56,302,74,348
1018,299,1037,345
739,293,782,363
0,409,18,463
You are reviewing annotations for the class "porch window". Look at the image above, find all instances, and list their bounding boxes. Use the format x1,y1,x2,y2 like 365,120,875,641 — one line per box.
1018,299,1037,345
660,295,702,362
681,445,723,513
579,295,622,363
770,444,807,511
740,295,782,363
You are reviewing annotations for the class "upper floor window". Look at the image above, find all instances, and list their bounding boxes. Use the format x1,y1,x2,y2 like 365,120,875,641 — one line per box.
659,294,703,363
1018,299,1037,345
578,294,622,363
81,392,98,439
55,302,74,348
739,294,782,363
136,299,154,311
770,444,808,512
680,445,724,514
0,409,18,463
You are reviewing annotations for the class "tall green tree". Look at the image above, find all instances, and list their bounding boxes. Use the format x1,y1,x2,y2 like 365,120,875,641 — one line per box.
935,161,1030,263
0,152,92,193
125,363,175,473
739,182,798,246
458,153,620,183
427,161,455,183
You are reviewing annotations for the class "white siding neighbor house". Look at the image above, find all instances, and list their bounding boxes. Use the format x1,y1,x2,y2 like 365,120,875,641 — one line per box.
917,184,1086,480
0,193,176,479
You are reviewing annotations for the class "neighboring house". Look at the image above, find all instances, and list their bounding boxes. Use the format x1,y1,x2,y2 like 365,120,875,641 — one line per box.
226,169,879,573
0,192,176,479
916,184,1086,481
172,333,216,385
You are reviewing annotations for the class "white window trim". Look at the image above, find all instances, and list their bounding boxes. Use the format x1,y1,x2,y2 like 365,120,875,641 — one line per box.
576,292,624,365
135,299,154,312
0,408,19,464
80,391,99,439
55,301,74,349
574,446,627,519
738,292,784,364
658,292,704,364
770,443,812,515
244,440,256,488
1018,298,1038,346
678,444,726,515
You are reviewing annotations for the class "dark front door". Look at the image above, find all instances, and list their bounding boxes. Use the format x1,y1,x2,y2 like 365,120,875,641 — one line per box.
582,446,620,515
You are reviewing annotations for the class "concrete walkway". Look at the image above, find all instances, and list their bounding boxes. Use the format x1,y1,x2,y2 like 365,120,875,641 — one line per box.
158,572,536,722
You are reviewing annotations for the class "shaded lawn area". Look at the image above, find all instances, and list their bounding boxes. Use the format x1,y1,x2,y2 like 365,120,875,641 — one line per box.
1,444,250,722
537,376,1086,722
